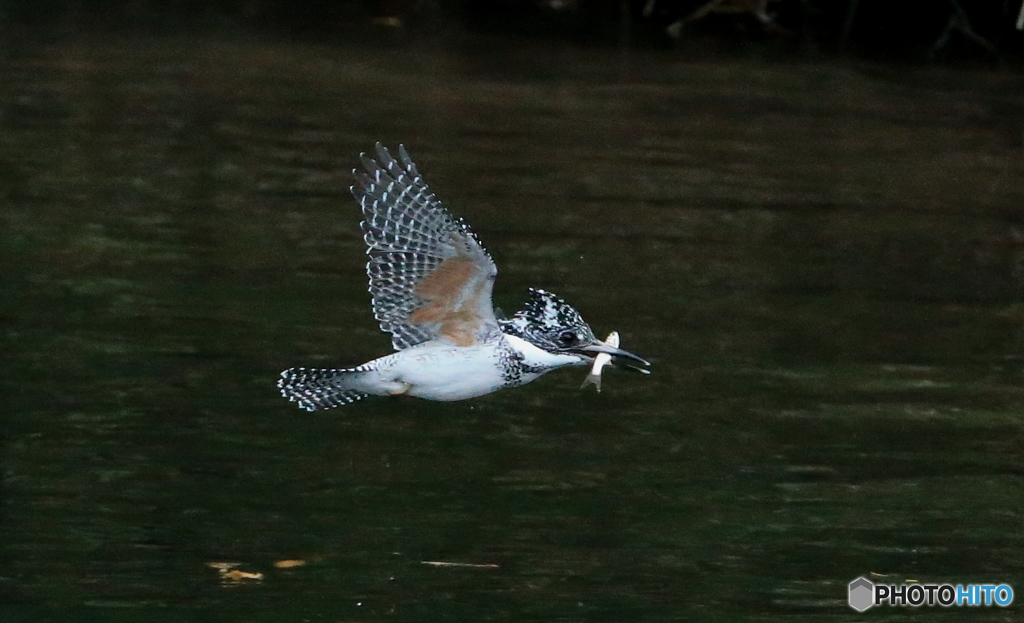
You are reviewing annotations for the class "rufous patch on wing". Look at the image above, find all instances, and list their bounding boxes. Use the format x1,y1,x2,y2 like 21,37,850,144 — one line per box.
409,255,485,347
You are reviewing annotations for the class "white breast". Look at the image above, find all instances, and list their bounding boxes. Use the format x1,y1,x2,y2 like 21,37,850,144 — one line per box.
385,343,509,401
355,335,587,402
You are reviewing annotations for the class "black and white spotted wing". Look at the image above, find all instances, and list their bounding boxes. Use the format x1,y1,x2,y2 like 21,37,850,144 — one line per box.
353,144,499,350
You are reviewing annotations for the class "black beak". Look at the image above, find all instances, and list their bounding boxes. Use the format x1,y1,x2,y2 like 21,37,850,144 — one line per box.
577,340,651,372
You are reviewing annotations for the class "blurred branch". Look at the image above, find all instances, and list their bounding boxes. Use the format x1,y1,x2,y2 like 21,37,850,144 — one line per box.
931,0,996,58
840,0,859,50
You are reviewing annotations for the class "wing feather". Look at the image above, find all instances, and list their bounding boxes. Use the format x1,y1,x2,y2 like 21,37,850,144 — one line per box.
353,144,499,350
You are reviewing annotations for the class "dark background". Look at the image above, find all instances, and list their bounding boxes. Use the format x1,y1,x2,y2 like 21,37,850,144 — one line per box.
1,0,1023,60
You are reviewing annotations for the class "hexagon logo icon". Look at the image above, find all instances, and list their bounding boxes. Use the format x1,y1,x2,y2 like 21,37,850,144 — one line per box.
849,577,875,612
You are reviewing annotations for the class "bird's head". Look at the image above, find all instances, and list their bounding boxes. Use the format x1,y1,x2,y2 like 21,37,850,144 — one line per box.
499,288,649,370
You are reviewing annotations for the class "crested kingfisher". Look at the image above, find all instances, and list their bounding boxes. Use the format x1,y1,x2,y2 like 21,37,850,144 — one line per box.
278,144,649,410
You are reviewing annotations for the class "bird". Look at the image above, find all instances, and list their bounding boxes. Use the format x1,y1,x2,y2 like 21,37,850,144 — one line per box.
278,143,649,411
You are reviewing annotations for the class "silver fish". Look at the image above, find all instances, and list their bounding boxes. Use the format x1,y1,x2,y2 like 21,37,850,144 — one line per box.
581,331,620,392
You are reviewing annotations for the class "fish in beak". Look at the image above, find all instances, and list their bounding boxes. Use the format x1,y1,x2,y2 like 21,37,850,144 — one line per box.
575,333,651,392
578,339,650,369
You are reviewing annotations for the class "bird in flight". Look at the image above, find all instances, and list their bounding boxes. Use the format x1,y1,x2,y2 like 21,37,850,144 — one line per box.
278,144,649,410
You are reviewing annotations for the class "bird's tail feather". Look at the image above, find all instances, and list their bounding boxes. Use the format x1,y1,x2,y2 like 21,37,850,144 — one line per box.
278,367,369,411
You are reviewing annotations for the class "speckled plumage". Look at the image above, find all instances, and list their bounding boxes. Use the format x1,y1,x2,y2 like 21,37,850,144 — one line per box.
355,144,499,351
279,144,644,411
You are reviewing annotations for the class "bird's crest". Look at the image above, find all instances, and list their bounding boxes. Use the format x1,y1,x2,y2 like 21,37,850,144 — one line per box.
499,288,596,353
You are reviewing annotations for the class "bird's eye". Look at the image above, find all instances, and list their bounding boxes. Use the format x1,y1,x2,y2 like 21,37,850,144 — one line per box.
557,331,578,347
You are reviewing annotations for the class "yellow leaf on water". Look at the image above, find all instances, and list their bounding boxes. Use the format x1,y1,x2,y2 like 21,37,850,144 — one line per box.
224,569,264,581
207,562,264,582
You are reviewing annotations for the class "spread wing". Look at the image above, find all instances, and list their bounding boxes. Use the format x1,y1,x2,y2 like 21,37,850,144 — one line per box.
352,143,499,350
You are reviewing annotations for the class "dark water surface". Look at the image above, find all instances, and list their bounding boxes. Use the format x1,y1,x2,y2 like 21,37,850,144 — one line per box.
2,35,1023,621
